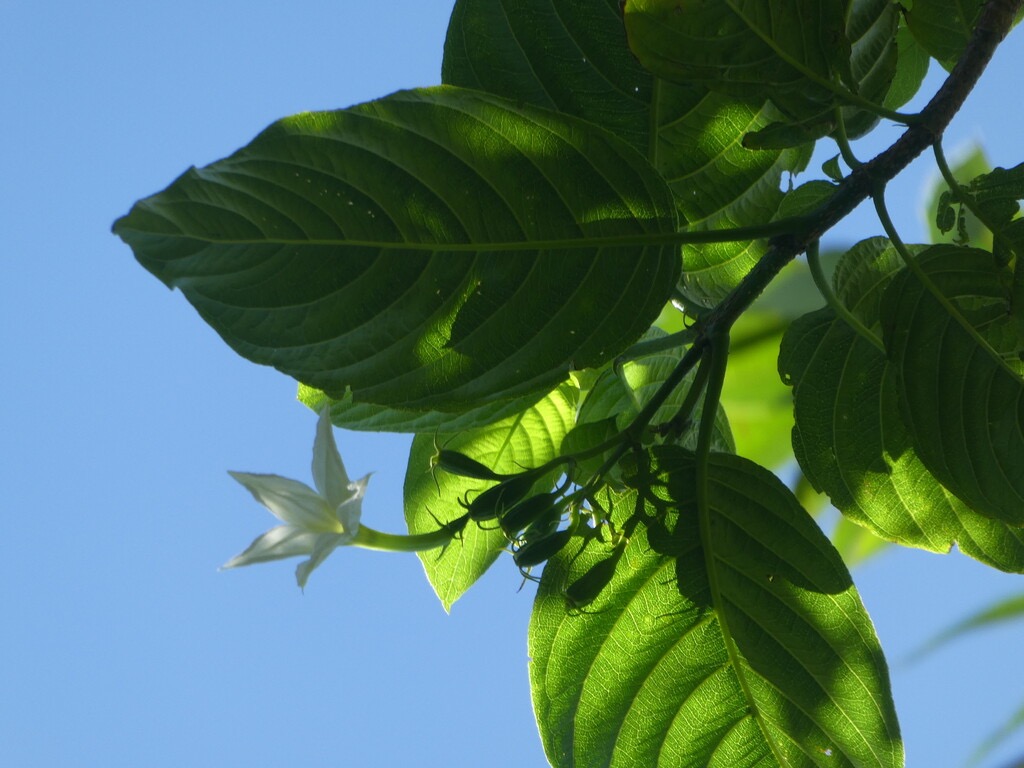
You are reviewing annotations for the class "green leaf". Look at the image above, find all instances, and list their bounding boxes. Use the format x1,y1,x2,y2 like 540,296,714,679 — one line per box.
663,87,812,306
905,0,984,70
880,246,1024,525
944,161,1024,265
403,383,576,610
298,383,543,433
623,0,898,135
440,0,813,307
839,0,902,136
529,447,902,768
623,0,850,108
115,86,678,412
906,1,1023,70
442,0,650,154
968,700,1024,768
882,23,931,110
781,239,1024,572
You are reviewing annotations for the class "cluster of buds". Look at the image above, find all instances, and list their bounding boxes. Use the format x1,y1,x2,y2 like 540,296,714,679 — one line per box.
435,448,628,607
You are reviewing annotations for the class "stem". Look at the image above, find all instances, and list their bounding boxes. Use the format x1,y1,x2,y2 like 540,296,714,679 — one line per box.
663,348,712,439
692,334,789,758
623,341,706,442
806,240,885,353
352,521,463,552
833,106,863,170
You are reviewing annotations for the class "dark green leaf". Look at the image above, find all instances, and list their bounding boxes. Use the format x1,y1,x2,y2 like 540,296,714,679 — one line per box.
403,384,576,610
949,161,1024,264
441,0,812,307
663,88,812,306
530,447,902,767
115,86,678,412
881,246,1024,525
623,0,851,111
442,0,650,154
624,0,898,137
906,0,981,70
781,238,1024,571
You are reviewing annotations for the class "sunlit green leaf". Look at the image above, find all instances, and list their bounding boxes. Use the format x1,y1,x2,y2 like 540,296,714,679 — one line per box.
530,447,902,767
115,86,678,412
882,23,931,109
443,0,650,154
664,87,812,306
403,384,576,611
720,311,795,468
441,0,812,308
623,0,898,137
881,246,1024,525
781,239,1024,571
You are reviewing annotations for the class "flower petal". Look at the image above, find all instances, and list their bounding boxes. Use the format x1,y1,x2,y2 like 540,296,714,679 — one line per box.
221,525,319,569
295,532,349,589
229,471,338,532
335,473,370,532
311,408,352,508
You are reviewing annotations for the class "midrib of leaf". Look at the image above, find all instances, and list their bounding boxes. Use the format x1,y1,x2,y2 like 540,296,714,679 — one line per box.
694,339,790,766
697,469,787,766
117,227,805,252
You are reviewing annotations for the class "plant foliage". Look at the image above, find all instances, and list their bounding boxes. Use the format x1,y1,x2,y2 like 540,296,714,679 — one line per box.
115,0,1024,765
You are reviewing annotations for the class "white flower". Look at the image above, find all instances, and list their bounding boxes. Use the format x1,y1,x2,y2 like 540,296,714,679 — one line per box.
222,408,369,589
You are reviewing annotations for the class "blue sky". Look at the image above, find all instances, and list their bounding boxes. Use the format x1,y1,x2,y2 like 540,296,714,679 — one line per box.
2,2,1022,766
